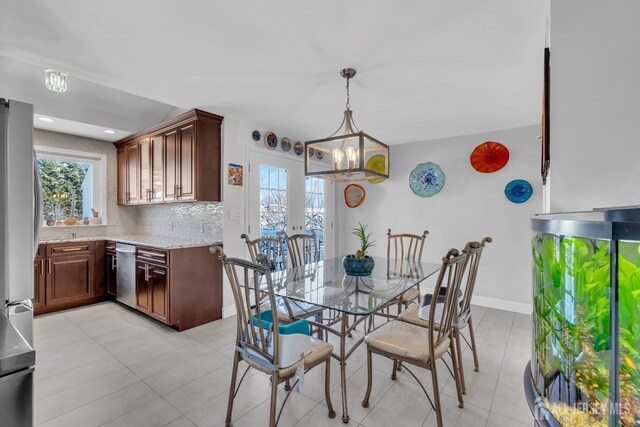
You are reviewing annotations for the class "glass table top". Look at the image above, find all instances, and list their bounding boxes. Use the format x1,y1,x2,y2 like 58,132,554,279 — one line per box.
259,256,441,315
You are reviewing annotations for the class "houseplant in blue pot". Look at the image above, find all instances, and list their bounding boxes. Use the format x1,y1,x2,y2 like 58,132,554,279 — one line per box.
343,223,376,276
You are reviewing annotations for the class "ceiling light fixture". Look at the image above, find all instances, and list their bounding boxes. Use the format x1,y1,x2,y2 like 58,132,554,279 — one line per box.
38,117,54,123
45,68,68,92
304,68,389,182
103,129,117,134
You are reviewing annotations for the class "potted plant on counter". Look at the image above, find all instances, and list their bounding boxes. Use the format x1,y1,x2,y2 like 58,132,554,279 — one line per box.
343,223,376,276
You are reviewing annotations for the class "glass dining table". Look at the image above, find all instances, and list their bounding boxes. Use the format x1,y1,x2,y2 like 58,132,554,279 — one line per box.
260,255,441,423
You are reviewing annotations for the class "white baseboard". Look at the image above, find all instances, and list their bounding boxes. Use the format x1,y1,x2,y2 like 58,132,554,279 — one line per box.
470,295,531,314
222,304,237,319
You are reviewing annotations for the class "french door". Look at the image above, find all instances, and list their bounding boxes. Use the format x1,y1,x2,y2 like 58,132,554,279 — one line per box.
248,150,334,261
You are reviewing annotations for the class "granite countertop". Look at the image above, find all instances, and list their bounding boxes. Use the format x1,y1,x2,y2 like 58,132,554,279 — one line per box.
40,235,223,250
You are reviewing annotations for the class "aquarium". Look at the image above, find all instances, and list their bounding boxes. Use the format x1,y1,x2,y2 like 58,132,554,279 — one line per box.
527,207,640,427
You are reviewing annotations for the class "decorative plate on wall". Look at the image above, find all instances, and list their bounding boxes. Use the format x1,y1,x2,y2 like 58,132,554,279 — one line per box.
281,137,292,152
252,130,261,141
504,179,533,203
409,162,445,197
470,141,509,173
264,132,278,150
366,155,386,184
294,141,304,155
316,150,324,159
344,184,366,208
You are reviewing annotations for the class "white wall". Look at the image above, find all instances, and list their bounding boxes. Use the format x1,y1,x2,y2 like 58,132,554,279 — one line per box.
550,0,640,211
336,125,541,313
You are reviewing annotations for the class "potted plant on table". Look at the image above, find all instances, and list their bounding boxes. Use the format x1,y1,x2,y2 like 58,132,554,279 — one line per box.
343,223,376,276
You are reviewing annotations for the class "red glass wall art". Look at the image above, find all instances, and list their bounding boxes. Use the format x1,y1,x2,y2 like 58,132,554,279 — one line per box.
470,141,509,173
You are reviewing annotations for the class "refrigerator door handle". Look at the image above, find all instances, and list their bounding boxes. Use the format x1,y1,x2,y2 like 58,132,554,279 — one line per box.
33,151,43,258
6,299,34,314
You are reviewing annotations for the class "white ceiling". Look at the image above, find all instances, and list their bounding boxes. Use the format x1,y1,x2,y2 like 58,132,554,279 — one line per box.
0,1,547,145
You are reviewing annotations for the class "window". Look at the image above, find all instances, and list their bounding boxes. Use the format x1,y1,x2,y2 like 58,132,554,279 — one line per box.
36,146,107,226
259,165,287,237
305,176,325,260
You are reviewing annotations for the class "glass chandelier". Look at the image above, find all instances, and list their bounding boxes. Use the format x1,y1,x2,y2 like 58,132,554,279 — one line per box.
45,68,68,93
305,68,389,182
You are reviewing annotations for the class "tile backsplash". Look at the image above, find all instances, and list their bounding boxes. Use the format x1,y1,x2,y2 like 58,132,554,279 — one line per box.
136,202,224,242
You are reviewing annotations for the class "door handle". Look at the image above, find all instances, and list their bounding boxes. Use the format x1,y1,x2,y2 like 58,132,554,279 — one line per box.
47,258,52,275
111,255,116,270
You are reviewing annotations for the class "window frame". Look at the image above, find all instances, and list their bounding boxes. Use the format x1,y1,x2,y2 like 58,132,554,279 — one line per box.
35,145,108,226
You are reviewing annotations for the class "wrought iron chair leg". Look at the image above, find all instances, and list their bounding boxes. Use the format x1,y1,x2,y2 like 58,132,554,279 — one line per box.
362,349,373,408
325,359,336,418
269,373,279,427
430,362,444,427
391,359,398,380
284,379,291,391
454,328,466,394
449,338,464,408
468,317,480,372
225,352,240,427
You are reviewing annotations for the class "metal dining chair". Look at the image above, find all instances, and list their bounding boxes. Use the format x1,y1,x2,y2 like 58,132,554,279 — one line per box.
362,248,469,427
241,233,287,271
241,232,322,325
284,231,319,267
211,246,335,427
398,237,492,394
386,229,429,312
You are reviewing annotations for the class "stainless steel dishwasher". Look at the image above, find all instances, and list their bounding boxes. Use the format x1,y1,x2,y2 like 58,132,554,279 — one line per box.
115,243,136,308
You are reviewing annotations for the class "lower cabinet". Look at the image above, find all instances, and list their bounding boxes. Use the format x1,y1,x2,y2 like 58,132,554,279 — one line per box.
106,253,117,297
34,241,106,316
136,260,169,324
47,254,95,305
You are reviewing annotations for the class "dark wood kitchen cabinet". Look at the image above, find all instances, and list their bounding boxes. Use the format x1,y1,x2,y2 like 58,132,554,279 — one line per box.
106,241,117,297
34,241,106,316
134,245,221,331
115,109,222,205
116,143,141,205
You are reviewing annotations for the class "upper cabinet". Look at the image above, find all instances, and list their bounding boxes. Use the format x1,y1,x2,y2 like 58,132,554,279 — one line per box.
115,109,223,205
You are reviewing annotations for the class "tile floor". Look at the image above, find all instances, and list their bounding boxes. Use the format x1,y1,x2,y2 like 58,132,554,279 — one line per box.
33,302,533,426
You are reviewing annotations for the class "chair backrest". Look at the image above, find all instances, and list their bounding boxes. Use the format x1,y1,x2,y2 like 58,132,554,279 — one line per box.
241,233,287,271
211,246,281,368
458,237,492,325
428,248,469,358
284,232,319,268
387,229,428,276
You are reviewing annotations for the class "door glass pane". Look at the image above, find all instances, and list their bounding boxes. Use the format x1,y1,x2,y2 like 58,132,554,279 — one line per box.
305,176,325,260
260,165,287,238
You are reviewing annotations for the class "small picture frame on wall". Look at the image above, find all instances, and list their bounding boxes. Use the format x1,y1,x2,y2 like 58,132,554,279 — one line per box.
228,163,243,186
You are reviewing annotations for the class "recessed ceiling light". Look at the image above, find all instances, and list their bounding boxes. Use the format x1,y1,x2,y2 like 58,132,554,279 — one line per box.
103,129,117,134
38,117,54,123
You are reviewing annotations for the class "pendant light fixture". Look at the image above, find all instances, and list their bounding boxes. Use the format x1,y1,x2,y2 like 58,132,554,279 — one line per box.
45,68,68,93
305,68,389,182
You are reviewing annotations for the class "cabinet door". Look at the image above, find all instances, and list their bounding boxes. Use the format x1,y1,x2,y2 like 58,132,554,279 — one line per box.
150,134,164,202
46,254,95,305
149,265,169,323
178,124,195,200
106,253,117,297
117,147,127,205
164,130,178,201
126,143,140,204
136,261,151,314
139,137,151,204
33,258,46,314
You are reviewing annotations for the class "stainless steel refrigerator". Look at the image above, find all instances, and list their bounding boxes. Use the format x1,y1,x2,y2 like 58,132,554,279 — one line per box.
0,99,41,426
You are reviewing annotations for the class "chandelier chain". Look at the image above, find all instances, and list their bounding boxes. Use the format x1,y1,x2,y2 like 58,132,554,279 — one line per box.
345,76,351,110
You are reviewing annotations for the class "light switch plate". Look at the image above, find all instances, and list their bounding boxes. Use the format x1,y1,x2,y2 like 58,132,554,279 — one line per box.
229,209,241,221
